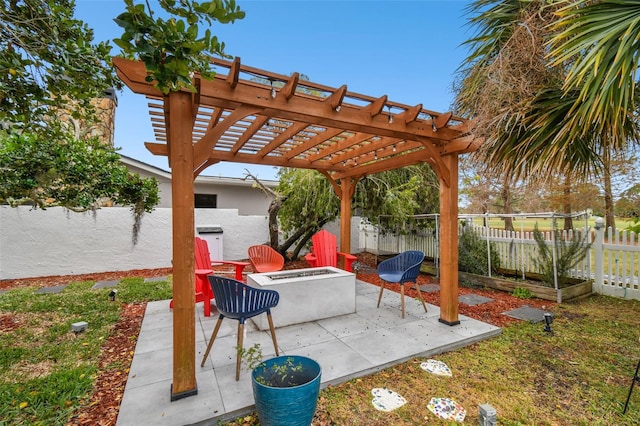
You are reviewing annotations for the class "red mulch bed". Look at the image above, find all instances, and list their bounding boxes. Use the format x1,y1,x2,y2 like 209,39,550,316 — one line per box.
0,268,173,290
1,253,554,425
66,303,146,426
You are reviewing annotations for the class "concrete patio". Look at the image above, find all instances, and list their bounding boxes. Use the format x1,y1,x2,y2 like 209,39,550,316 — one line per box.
116,280,501,425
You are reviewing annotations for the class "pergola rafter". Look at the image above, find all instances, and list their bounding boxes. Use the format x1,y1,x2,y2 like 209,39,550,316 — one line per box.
113,56,482,402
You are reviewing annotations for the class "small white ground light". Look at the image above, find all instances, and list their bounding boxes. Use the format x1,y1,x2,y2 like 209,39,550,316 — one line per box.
71,321,88,334
478,403,497,426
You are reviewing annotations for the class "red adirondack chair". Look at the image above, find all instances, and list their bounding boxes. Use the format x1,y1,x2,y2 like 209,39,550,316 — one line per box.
169,237,214,316
304,229,356,272
248,245,285,273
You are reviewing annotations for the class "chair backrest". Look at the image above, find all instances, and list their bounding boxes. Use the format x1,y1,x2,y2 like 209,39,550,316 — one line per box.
248,245,285,273
310,230,338,267
207,275,279,320
379,250,424,282
194,237,211,270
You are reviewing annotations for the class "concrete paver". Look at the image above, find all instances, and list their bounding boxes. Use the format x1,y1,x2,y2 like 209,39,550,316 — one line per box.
116,280,501,425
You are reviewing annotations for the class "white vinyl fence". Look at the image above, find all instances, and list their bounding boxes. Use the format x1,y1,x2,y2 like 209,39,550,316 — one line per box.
595,221,640,299
362,216,640,301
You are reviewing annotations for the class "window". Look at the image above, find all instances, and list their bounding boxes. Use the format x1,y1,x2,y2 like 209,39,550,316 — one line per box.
194,193,217,208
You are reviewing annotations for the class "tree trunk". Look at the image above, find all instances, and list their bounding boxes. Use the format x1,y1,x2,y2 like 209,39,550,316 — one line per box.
501,176,514,231
267,197,286,248
291,227,319,261
243,169,288,248
563,176,573,230
277,218,329,260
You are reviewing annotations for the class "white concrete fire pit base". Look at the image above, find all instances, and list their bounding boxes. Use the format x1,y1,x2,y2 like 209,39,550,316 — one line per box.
247,266,356,330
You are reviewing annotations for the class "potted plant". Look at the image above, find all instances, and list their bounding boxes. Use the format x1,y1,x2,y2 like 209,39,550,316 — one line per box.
242,345,322,426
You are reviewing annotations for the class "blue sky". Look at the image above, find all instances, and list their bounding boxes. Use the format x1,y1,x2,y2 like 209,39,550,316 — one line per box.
75,0,473,180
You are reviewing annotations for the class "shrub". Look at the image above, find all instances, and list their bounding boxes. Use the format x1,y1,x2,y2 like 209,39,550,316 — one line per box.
532,224,591,288
458,227,501,275
626,216,640,234
513,287,533,299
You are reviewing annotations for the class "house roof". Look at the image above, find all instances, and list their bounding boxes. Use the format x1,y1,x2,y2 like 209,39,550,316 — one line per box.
119,154,279,188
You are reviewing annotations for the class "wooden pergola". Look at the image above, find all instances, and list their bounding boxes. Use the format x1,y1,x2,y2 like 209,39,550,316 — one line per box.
113,56,482,400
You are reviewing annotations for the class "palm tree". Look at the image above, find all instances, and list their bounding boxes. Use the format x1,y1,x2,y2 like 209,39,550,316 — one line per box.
456,0,640,229
549,1,640,229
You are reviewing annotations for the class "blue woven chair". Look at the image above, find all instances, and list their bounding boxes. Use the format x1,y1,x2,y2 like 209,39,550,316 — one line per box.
376,250,427,318
200,276,280,380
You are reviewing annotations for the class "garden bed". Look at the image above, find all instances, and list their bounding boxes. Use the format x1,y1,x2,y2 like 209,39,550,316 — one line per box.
458,271,592,303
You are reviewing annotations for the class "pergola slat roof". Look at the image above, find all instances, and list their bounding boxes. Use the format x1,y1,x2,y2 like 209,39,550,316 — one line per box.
115,57,479,183
112,56,481,402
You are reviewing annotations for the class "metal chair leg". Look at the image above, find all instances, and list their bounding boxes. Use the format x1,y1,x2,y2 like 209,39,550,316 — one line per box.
267,313,279,356
201,316,223,367
400,284,405,318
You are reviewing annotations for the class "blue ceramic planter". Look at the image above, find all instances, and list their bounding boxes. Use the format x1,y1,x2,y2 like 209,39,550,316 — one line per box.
251,355,322,426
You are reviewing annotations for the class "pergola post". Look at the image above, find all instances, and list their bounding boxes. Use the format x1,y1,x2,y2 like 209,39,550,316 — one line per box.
438,154,460,325
168,91,198,400
339,178,356,255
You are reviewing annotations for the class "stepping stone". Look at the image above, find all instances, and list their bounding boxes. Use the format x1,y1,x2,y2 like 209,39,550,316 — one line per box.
371,388,407,412
144,276,168,283
419,284,440,293
502,305,551,323
459,294,494,306
91,280,119,289
35,285,67,294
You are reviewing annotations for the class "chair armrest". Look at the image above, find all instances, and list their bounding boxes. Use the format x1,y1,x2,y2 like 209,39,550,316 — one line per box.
211,260,250,267
211,260,250,281
338,252,356,260
304,252,317,267
338,252,357,272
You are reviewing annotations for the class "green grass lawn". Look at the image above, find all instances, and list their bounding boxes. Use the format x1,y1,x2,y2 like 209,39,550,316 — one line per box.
0,277,172,425
227,294,640,425
3,276,640,425
480,216,636,232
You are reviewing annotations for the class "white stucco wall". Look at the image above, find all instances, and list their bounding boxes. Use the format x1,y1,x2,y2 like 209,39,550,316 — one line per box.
0,206,269,280
0,206,172,279
0,206,361,280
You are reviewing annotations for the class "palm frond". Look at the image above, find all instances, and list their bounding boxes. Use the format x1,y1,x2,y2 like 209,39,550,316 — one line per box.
549,0,640,142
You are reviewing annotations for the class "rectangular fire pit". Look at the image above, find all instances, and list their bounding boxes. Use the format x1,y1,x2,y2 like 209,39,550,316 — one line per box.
247,266,356,330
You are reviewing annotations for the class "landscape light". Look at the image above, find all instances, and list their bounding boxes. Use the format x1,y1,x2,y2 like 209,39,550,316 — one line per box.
543,313,553,333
